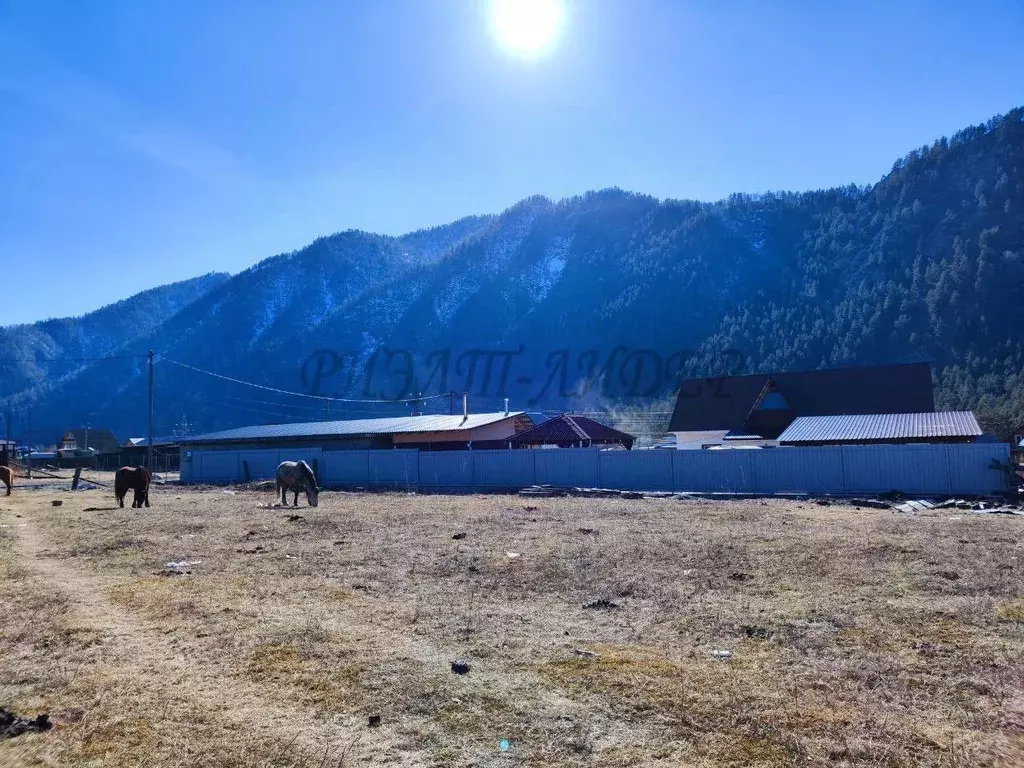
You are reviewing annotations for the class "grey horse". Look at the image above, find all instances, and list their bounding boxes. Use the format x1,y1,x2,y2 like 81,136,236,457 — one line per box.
275,460,319,507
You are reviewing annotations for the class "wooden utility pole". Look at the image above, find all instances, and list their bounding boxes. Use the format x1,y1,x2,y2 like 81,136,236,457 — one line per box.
147,350,155,472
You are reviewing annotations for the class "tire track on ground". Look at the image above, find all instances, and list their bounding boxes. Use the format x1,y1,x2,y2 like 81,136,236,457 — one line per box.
10,509,424,767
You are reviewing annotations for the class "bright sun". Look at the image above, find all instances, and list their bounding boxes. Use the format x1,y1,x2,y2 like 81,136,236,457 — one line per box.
491,0,564,57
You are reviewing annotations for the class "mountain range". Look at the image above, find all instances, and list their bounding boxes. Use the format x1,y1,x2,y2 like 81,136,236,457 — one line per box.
1,106,1022,446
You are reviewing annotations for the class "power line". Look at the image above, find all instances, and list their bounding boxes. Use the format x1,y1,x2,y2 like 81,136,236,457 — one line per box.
1,353,150,364
157,357,452,405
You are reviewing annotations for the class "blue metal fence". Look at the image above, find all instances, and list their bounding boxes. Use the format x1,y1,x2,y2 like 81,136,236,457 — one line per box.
181,443,1011,496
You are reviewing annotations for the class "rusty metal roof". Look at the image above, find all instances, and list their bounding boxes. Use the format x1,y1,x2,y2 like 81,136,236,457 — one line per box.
180,412,525,445
777,411,982,444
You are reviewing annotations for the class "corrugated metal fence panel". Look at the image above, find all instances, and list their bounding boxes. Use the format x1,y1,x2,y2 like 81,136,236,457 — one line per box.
368,450,419,489
419,451,474,489
237,450,280,480
181,442,1013,494
534,449,600,488
841,444,951,495
599,451,674,491
283,449,324,483
945,443,1011,495
473,450,536,488
673,450,756,492
753,447,846,494
196,451,239,483
323,451,370,487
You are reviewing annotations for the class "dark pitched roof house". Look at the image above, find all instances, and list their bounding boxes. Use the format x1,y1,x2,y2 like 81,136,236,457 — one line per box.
669,362,935,439
509,414,635,449
60,428,122,456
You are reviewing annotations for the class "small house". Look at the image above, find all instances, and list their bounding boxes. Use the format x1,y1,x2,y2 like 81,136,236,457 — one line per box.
668,362,937,449
509,414,635,450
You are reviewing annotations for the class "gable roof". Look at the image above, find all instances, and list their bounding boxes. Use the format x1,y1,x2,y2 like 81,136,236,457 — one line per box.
61,428,122,455
180,412,525,445
669,362,935,433
777,411,981,444
509,414,635,447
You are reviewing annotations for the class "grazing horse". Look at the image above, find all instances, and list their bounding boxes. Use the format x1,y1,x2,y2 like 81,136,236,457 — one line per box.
114,466,151,508
276,460,319,507
0,466,12,496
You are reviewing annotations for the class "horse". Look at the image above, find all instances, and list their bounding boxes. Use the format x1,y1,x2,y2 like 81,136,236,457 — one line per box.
275,460,319,507
0,466,12,496
114,466,151,508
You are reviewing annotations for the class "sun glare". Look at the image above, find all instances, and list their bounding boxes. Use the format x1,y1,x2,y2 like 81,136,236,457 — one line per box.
491,0,564,57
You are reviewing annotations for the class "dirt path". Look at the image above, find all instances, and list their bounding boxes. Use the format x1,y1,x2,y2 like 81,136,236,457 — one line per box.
8,509,420,767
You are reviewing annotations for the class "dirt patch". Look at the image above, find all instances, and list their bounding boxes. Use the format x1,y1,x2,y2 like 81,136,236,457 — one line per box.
1,487,1022,766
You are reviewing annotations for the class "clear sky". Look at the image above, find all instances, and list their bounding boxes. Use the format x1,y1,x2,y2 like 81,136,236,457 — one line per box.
1,0,1022,324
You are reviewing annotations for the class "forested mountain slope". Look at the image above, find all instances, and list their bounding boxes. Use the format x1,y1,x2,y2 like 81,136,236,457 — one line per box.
2,108,1021,442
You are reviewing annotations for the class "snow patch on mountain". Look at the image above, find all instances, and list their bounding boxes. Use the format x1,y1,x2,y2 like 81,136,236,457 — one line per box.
434,272,478,324
522,236,570,301
250,274,298,346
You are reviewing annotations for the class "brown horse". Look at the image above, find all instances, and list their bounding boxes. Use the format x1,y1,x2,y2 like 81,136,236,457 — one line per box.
114,466,151,508
0,466,12,496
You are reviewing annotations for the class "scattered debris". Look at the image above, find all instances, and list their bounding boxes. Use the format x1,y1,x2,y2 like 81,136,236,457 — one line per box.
729,571,752,581
815,499,831,506
519,486,567,498
973,504,1024,516
711,649,733,659
505,551,521,559
572,648,600,660
583,599,619,610
237,546,265,554
894,500,937,514
451,661,471,675
166,560,201,569
367,715,381,728
500,739,510,752
285,515,304,522
577,528,598,535
332,540,346,546
82,507,117,512
452,532,467,540
222,490,237,495
742,625,774,640
285,554,297,560
522,505,538,512
519,485,652,500
936,570,961,581
0,709,52,741
849,498,891,510
51,500,62,507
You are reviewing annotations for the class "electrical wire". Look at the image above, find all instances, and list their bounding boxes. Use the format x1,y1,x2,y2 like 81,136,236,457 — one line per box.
157,357,452,404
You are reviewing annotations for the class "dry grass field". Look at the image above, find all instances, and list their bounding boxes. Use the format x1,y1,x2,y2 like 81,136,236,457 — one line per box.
1,483,1023,766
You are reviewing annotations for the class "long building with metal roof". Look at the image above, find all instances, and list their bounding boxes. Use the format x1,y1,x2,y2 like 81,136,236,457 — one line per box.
180,411,535,451
776,411,983,446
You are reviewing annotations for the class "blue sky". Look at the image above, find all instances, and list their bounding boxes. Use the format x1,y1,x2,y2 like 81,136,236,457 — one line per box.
1,0,1022,324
